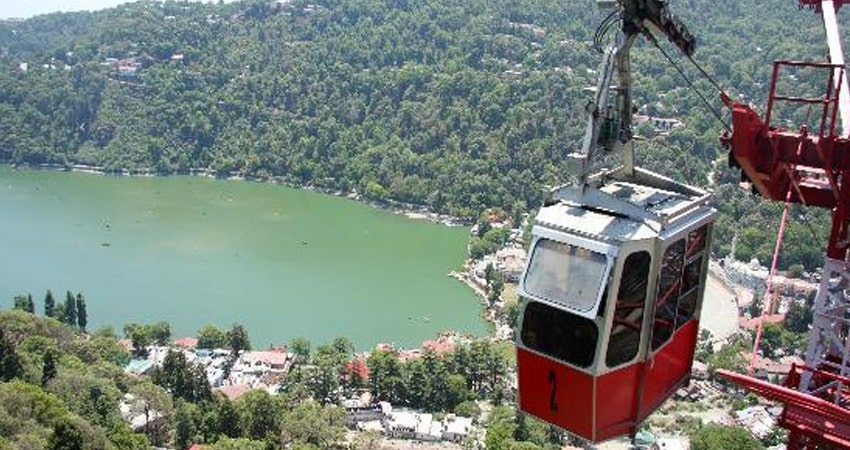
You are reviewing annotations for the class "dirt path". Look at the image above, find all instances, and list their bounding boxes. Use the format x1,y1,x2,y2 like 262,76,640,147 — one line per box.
701,274,740,341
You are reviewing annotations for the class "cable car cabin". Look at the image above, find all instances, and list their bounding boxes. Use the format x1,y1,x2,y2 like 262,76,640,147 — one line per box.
516,168,715,443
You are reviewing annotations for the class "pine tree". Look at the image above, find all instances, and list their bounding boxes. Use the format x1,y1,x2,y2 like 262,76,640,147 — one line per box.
12,295,27,311
191,364,212,402
76,293,87,332
64,291,77,327
42,348,58,387
0,329,22,382
226,323,250,354
25,294,34,313
44,290,55,317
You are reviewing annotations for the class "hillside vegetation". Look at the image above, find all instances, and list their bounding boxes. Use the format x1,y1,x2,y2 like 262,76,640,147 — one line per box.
0,0,841,268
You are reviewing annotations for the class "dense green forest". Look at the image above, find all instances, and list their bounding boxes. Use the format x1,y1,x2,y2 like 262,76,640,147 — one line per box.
0,300,542,449
0,0,842,269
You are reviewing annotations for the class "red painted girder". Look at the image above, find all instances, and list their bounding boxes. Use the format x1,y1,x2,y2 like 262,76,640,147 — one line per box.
716,368,850,449
721,100,850,208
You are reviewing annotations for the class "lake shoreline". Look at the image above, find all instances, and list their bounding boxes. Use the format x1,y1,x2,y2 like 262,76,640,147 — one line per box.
8,162,469,228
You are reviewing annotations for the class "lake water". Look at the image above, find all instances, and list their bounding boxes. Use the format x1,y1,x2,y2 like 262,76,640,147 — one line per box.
0,166,488,350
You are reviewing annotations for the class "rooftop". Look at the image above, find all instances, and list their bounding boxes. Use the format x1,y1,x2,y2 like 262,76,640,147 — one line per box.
174,337,198,349
216,384,251,400
241,349,288,367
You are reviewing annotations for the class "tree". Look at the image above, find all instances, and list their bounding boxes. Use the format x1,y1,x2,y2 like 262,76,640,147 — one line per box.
785,298,813,333
197,325,227,349
124,323,152,356
174,402,201,450
331,336,354,357
488,275,504,304
290,337,312,363
157,349,192,400
760,322,791,358
454,400,481,418
367,349,404,403
12,294,34,313
0,329,22,382
64,291,77,327
484,263,497,285
149,321,171,346
690,424,764,450
280,401,346,448
504,301,521,330
695,329,714,363
217,397,241,438
45,290,56,318
190,364,212,403
75,293,87,332
12,294,24,311
48,418,85,450
236,389,280,442
227,323,250,354
306,350,341,404
787,264,805,279
42,347,58,387
129,381,173,447
485,406,517,450
707,336,748,378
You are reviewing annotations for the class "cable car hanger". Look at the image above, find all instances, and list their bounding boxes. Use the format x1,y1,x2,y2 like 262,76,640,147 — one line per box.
552,0,708,233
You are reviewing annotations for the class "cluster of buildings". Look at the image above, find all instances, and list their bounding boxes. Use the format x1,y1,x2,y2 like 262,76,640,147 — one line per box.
373,335,463,363
123,338,296,399
346,399,476,444
633,114,685,135
506,21,547,39
100,56,144,78
121,335,480,444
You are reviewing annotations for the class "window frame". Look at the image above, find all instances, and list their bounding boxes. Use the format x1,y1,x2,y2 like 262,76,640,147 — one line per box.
519,299,601,369
519,226,617,319
605,250,652,368
650,223,712,352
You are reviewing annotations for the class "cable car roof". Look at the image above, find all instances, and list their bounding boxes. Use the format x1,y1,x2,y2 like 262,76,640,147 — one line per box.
538,168,713,244
535,199,658,244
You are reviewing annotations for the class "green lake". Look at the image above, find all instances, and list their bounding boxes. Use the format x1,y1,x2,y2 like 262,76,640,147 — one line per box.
0,166,488,350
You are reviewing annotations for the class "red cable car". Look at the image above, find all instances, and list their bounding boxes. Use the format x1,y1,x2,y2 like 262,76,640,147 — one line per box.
516,168,715,442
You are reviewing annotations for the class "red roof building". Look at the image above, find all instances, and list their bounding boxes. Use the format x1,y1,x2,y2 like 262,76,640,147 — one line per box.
422,340,456,354
174,337,198,350
216,384,251,401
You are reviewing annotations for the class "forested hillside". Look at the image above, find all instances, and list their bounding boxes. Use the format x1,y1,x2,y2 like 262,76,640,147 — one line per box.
0,0,841,268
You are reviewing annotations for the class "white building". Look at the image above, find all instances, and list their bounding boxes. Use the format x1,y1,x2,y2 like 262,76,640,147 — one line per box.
386,411,417,439
442,414,473,442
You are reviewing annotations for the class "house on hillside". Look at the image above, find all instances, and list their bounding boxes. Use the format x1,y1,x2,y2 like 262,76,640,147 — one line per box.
413,413,442,441
174,337,198,350
344,402,387,427
442,414,473,443
238,349,291,373
386,411,417,439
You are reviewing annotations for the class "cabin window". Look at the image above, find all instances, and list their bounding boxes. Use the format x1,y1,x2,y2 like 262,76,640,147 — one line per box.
523,239,608,314
606,251,651,368
651,239,684,350
651,224,710,350
521,300,598,368
676,225,709,328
